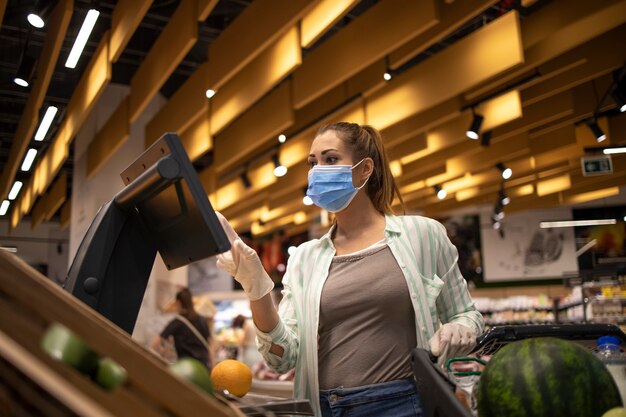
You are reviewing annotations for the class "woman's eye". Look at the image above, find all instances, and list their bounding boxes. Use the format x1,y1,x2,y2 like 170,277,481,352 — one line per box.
325,157,338,164
308,160,317,168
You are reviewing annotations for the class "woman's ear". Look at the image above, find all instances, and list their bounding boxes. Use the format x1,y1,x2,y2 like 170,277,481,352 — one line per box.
361,157,375,180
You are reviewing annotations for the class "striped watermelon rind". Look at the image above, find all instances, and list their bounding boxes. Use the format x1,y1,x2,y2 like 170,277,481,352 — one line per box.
477,337,622,417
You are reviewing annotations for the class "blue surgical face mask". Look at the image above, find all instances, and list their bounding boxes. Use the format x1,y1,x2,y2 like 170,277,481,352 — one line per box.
306,159,370,213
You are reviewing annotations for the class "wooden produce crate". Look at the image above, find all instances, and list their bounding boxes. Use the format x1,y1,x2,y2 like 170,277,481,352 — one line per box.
0,249,243,417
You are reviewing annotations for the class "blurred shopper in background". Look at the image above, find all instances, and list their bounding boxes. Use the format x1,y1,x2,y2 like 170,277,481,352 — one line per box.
151,288,212,369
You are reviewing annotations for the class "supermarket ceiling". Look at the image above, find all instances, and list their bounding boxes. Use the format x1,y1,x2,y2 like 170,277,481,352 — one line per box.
0,0,625,236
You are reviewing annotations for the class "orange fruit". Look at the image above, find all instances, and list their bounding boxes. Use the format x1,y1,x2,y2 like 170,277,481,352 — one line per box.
210,359,252,397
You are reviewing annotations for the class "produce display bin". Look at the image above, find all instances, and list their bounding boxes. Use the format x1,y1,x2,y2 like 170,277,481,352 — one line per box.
413,323,626,417
0,249,243,417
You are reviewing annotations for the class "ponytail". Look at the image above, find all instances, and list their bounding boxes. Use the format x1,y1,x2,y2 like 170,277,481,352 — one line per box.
316,122,405,214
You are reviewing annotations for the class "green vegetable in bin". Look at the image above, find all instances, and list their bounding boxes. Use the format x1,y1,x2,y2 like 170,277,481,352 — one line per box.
477,337,622,417
603,408,626,417
94,357,127,390
41,322,99,375
169,357,214,395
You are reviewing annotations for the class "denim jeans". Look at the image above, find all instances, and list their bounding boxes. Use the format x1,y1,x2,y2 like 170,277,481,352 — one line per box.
319,378,423,417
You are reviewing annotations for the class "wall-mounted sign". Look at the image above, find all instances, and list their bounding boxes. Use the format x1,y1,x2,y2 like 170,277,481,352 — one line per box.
581,155,613,177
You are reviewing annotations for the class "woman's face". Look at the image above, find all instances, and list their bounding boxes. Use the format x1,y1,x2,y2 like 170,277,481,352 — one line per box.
307,129,354,169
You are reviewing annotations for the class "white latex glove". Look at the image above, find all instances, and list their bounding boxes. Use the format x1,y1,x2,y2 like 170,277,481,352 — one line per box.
215,212,274,301
428,323,477,367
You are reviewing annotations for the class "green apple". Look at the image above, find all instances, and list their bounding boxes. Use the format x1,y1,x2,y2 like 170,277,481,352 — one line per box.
94,357,127,390
169,357,214,394
603,408,626,417
41,323,99,375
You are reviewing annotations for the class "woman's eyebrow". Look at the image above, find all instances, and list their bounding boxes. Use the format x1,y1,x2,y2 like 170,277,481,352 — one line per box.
308,148,338,158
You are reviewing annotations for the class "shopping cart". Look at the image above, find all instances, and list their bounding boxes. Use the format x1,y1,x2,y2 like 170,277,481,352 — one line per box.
412,323,626,417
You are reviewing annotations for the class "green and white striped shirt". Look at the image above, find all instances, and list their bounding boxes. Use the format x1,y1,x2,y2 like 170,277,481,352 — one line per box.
256,214,484,416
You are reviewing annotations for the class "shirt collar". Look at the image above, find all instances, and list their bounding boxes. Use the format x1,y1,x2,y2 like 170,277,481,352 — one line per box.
318,214,402,246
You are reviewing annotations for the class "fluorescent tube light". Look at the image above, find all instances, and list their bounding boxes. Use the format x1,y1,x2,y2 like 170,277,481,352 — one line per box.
0,200,9,216
65,9,100,69
21,148,38,171
8,181,23,200
603,147,626,155
540,219,617,228
34,106,58,141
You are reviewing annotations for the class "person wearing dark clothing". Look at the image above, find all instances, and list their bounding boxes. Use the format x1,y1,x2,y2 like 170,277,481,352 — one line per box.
151,288,212,368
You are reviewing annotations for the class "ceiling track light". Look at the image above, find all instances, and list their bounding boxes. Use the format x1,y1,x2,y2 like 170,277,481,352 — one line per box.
466,109,483,140
383,70,393,81
14,51,36,88
587,119,606,143
240,169,252,189
496,162,512,180
481,130,492,147
27,1,50,28
278,134,287,143
610,89,626,113
499,187,510,205
434,185,447,200
272,154,287,177
302,186,313,206
205,88,216,99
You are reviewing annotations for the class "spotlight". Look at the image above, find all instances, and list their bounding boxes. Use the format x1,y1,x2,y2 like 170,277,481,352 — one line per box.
587,119,606,143
611,89,626,113
492,221,501,230
27,13,45,28
481,130,492,147
205,89,216,99
466,111,483,140
27,2,50,28
434,185,447,200
240,171,252,189
499,188,510,205
383,71,392,81
278,134,286,143
302,187,313,206
272,154,287,177
496,163,512,180
14,53,36,87
493,210,505,221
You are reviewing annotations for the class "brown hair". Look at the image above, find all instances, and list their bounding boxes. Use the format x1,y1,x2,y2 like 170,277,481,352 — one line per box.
316,122,405,214
176,288,198,321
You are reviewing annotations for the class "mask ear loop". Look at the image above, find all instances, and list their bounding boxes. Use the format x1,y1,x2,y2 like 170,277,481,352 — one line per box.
352,158,372,190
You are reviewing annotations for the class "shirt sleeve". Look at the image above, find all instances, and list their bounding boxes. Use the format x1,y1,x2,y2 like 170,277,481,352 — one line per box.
431,220,485,335
255,248,302,374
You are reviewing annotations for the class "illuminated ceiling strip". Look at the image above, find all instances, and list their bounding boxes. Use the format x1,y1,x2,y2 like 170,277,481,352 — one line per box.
34,106,58,141
0,201,9,216
21,148,38,172
603,147,626,155
539,219,617,228
65,9,100,69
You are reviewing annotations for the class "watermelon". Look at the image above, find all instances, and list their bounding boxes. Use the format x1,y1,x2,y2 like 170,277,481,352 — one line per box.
477,337,622,417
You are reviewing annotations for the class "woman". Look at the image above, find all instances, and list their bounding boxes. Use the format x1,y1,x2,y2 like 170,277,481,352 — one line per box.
216,122,484,416
150,288,212,369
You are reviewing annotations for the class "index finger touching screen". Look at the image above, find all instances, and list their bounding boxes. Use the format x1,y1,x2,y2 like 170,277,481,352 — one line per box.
215,211,239,244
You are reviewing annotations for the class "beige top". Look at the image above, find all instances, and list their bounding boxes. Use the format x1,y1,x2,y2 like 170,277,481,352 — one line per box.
317,241,417,389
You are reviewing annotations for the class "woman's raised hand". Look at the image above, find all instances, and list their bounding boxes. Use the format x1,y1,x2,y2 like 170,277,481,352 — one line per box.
215,212,274,301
